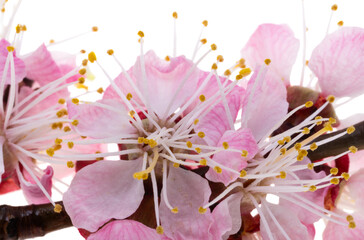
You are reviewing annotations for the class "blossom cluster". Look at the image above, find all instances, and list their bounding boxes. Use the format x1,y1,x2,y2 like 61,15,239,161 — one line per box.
1,2,364,240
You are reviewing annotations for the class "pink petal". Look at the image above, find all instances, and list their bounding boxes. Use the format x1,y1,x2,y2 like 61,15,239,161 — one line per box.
0,39,26,84
206,129,258,186
195,84,243,146
260,202,309,240
323,211,364,240
349,150,364,174
160,166,213,240
20,165,53,204
309,27,364,98
304,223,316,240
67,99,136,139
241,67,289,141
0,178,20,194
241,24,299,85
339,113,364,129
209,193,243,239
88,220,162,240
345,168,364,212
63,158,145,232
50,51,80,83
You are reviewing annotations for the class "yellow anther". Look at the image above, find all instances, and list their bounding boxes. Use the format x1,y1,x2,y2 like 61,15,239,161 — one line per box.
198,131,205,138
214,166,222,174
327,95,335,103
330,168,339,175
54,204,62,213
165,55,170,61
235,75,243,81
58,98,65,104
307,163,314,170
171,207,179,213
156,226,164,235
63,126,71,132
309,185,317,192
297,155,304,161
172,11,178,19
211,63,218,70
348,221,356,229
51,123,58,129
202,20,208,27
337,21,344,26
310,143,318,151
54,144,62,151
82,59,88,66
280,148,286,155
277,139,285,145
331,4,338,11
72,120,79,126
148,139,157,148
199,94,206,102
6,46,14,52
16,24,21,34
324,123,333,132
97,87,104,94
200,159,207,166
224,69,231,76
46,148,55,157
241,150,248,157
347,215,354,222
299,149,308,157
264,59,271,65
341,172,350,181
315,116,323,125
79,68,87,75
240,170,247,178
349,146,358,154
55,138,62,145
143,138,150,144
284,136,291,142
329,117,337,124
67,142,74,149
279,171,286,179
126,93,133,101
137,137,144,143
138,31,144,38
142,173,148,180
302,127,310,134
107,49,114,55
22,25,27,31
305,60,309,65
222,142,229,149
128,110,135,118
194,119,199,125
88,52,97,63
67,161,75,168
210,44,217,51
305,101,313,108
57,122,63,129
200,38,207,44
1,8,4,13
294,143,302,151
330,178,340,185
80,49,86,54
133,172,143,180
186,141,192,148
195,147,201,153
92,26,98,32
78,77,85,84
217,55,224,62
198,206,207,214
239,68,252,77
347,126,355,134
71,98,79,104
173,163,180,168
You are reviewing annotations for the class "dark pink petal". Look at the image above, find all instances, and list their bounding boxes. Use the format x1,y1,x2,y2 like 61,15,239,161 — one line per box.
260,202,309,240
241,67,288,141
0,39,26,84
309,27,364,98
20,165,53,204
209,193,243,239
206,129,258,186
304,223,316,240
63,159,145,232
67,99,136,139
196,84,243,146
160,166,213,240
88,220,162,240
241,24,299,85
0,178,20,194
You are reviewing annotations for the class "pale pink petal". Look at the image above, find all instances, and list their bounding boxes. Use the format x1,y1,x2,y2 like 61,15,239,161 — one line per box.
323,211,364,240
195,85,243,146
67,99,136,139
241,67,289,141
339,113,364,129
309,27,364,98
50,51,80,83
209,193,243,239
206,129,258,186
20,165,53,204
241,24,299,85
0,39,26,84
160,166,213,240
63,158,145,232
260,202,309,240
349,150,364,174
345,168,364,212
88,220,162,240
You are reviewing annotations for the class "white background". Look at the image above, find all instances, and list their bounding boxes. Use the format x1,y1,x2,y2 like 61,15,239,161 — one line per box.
1,0,364,239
